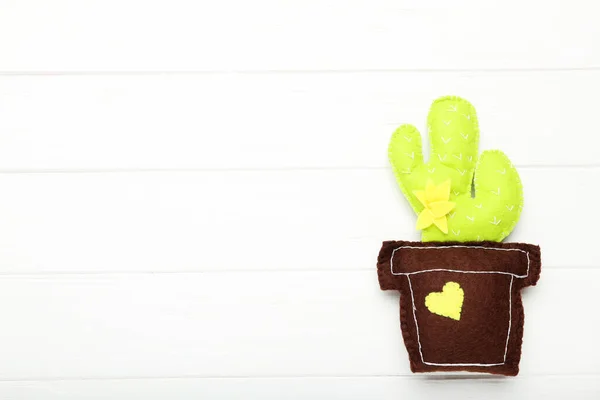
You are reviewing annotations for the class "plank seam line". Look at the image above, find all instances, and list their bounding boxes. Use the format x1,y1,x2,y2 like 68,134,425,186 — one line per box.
0,165,598,174
0,265,590,277
0,373,596,383
1,67,600,76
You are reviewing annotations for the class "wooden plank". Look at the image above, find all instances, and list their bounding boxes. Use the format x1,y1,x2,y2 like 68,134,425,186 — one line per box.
0,168,591,273
0,72,598,170
0,376,598,399
0,0,598,72
0,268,593,379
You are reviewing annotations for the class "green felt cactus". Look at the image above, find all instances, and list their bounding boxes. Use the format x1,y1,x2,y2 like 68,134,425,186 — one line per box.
389,96,523,242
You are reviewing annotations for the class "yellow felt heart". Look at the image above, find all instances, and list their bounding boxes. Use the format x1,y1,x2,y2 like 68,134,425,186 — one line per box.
424,282,464,321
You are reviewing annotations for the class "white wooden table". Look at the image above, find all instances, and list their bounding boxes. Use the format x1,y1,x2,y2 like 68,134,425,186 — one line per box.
0,1,598,398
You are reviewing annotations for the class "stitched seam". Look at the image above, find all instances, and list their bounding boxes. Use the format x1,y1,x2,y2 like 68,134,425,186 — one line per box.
473,150,524,241
428,96,479,166
406,273,508,367
406,276,425,363
399,245,523,367
503,276,514,363
390,245,530,278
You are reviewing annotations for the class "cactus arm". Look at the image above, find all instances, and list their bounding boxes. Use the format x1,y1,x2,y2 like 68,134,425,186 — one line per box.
427,96,479,195
389,97,479,213
421,150,523,242
472,150,524,241
388,124,424,213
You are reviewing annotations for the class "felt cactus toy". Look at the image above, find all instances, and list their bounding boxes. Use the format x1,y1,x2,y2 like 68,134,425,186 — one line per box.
376,96,541,376
388,96,523,242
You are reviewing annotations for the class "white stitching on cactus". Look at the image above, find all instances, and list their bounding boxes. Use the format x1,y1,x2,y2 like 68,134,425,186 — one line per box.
506,205,514,211
442,120,451,126
497,168,506,174
452,229,460,236
441,137,452,144
457,169,466,175
473,151,524,242
448,105,457,112
466,216,475,222
428,167,436,173
453,153,462,160
490,216,502,225
491,188,501,196
390,100,522,244
452,191,460,196
475,203,483,209
448,211,456,219
405,152,415,159
395,245,530,367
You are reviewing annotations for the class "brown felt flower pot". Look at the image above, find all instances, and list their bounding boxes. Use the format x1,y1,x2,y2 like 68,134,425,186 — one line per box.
377,241,541,376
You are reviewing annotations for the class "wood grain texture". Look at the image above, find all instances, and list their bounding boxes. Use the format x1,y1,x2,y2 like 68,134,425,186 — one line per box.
0,376,598,399
0,72,598,170
0,168,592,273
1,0,598,396
0,0,599,72
0,269,594,380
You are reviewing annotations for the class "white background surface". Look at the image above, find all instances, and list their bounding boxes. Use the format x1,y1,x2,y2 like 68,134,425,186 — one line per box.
0,0,598,398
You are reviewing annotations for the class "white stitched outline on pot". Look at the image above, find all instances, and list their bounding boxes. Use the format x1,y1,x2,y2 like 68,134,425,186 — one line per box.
395,245,530,367
390,245,530,278
503,276,514,362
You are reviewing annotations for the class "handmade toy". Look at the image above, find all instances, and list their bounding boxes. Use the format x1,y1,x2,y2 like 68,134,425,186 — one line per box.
376,96,541,376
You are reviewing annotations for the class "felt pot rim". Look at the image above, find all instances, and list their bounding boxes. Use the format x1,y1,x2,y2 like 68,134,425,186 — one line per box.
377,240,541,294
390,243,532,278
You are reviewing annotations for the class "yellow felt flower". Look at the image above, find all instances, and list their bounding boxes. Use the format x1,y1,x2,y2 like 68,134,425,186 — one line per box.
413,179,455,234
